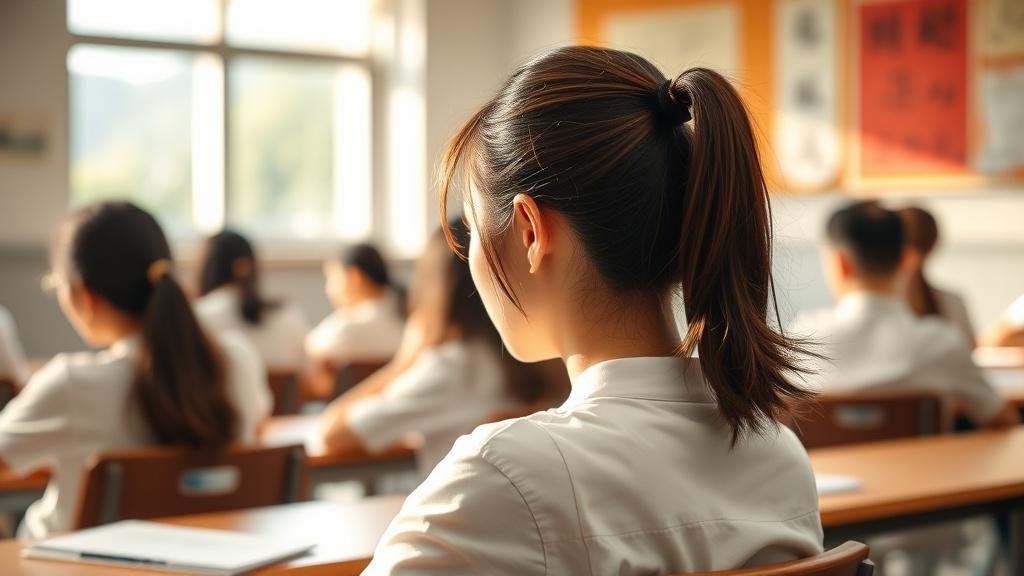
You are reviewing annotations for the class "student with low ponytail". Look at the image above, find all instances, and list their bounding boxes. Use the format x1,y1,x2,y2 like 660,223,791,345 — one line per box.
364,47,822,574
0,202,271,540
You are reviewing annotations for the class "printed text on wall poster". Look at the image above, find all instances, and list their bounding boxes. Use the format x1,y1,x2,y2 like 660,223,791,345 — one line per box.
858,0,967,178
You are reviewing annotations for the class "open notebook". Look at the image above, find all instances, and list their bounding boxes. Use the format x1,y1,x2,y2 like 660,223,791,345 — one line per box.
24,520,316,575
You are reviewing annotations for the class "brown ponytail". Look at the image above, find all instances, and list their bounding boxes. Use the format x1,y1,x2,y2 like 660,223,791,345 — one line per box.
440,47,814,441
898,207,941,317
671,69,813,440
61,203,238,448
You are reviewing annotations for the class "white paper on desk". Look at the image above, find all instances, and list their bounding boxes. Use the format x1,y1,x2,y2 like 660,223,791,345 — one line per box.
23,520,315,576
815,474,863,496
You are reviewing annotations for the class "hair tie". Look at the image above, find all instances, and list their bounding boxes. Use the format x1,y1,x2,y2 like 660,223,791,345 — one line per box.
147,259,172,285
656,80,691,126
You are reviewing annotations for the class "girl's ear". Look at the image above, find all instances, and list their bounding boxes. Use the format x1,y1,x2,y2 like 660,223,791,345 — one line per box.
70,280,97,324
512,194,550,274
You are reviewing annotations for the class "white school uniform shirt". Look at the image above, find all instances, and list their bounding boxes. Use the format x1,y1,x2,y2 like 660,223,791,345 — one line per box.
347,338,515,476
363,356,823,575
305,294,404,364
933,287,975,346
196,286,310,372
0,332,271,541
0,305,30,386
791,292,1005,425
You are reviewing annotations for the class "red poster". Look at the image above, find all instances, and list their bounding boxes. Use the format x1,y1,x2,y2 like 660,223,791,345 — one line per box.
859,0,968,178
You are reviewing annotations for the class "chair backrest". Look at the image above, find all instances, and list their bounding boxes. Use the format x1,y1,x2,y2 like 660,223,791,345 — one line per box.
75,444,307,530
681,541,873,576
0,378,16,411
332,361,387,398
267,371,301,415
794,391,943,449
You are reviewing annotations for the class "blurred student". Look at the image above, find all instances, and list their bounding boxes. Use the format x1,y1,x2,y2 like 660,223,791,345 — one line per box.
319,222,542,476
0,203,270,540
0,305,30,387
981,295,1024,347
306,243,404,367
195,230,310,372
899,206,975,346
363,47,823,574
793,202,1016,428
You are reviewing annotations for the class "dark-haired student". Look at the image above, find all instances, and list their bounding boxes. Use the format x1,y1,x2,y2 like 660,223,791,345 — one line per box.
306,243,404,367
0,203,270,540
320,223,539,476
362,47,822,574
793,202,1017,428
899,206,975,347
195,230,311,372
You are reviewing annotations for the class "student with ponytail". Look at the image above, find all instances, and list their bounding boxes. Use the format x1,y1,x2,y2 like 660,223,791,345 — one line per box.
195,230,310,371
898,206,975,346
0,203,271,540
363,47,822,574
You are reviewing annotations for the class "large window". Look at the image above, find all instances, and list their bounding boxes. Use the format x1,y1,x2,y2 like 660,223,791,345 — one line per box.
68,0,425,253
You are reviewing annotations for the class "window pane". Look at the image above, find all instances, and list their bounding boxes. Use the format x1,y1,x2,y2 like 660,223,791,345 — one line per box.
69,45,222,231
228,58,371,238
67,0,221,44
225,0,372,56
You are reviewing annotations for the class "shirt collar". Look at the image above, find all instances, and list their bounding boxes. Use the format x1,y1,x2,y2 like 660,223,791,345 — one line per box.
835,291,908,318
561,355,712,411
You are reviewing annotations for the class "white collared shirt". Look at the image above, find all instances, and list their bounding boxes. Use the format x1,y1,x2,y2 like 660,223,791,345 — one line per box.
0,305,29,386
305,293,404,364
0,333,271,541
792,292,1005,425
932,287,975,346
347,338,514,476
195,287,311,372
363,356,823,575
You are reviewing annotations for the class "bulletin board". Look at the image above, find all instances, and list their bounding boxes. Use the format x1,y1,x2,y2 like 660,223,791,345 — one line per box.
576,0,1024,193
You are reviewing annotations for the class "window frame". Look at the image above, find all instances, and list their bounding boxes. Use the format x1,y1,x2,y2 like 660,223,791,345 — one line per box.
66,3,386,251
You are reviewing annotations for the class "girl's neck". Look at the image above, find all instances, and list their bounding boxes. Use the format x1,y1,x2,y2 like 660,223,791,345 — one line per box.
559,292,681,383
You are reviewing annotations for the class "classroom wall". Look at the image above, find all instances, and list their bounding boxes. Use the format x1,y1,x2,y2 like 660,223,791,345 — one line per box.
1,0,1022,358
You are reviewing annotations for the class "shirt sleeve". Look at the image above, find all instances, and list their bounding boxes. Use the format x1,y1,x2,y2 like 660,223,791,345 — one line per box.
347,353,466,453
0,357,74,474
219,333,271,444
936,336,1006,425
362,429,545,575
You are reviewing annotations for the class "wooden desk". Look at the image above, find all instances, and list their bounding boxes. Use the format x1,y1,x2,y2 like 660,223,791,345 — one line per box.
814,428,1024,570
259,415,417,495
0,497,405,576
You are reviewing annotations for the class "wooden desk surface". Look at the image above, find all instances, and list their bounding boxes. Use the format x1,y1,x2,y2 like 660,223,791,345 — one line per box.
0,497,406,576
259,415,416,468
814,427,1024,528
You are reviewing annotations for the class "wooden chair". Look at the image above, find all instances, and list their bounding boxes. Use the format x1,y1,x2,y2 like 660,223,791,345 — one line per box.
74,444,308,529
793,391,943,449
267,371,301,416
683,541,873,576
332,361,387,398
0,378,16,411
